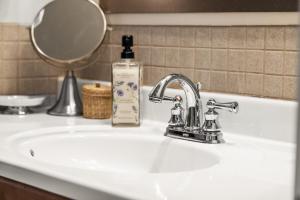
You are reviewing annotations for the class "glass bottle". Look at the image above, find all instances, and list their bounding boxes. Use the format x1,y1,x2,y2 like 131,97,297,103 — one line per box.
111,35,142,126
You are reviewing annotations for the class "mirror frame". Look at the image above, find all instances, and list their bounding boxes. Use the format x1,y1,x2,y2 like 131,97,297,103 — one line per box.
31,0,107,70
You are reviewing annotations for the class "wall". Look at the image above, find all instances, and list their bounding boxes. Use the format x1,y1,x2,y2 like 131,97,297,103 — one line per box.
0,23,298,100
0,0,51,26
0,23,62,95
0,0,99,26
80,25,299,100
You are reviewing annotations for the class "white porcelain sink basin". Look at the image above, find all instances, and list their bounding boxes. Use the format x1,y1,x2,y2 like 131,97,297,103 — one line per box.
8,126,220,174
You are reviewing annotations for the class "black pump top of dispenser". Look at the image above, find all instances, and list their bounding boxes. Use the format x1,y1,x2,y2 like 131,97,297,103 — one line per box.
121,35,134,59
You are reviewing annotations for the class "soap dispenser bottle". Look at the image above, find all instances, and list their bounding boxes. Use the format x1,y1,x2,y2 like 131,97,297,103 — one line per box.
112,35,142,126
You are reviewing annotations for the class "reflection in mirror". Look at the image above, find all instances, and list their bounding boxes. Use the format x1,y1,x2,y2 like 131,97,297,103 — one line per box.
31,0,106,116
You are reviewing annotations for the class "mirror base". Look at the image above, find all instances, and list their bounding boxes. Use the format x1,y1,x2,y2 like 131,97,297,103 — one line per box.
47,71,82,116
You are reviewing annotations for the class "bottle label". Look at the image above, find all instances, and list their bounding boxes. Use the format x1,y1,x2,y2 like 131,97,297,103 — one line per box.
112,67,140,125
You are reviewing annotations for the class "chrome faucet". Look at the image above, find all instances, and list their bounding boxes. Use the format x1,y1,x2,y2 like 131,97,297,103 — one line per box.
149,74,239,144
149,74,203,130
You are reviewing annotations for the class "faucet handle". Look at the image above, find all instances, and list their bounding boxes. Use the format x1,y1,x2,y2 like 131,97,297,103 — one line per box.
200,98,239,144
168,95,185,127
196,82,202,92
149,95,182,103
206,99,239,113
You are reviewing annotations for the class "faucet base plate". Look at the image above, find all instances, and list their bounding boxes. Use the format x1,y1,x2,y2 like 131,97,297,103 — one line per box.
165,126,225,144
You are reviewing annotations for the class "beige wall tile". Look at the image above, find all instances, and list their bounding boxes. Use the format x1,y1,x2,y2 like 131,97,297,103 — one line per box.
245,50,264,73
80,64,96,79
211,49,227,71
143,66,152,85
165,67,194,81
95,63,111,82
245,73,263,96
151,27,165,46
284,51,298,76
138,27,151,46
148,67,166,85
195,27,210,47
265,27,285,50
19,60,48,78
285,26,299,51
35,60,60,77
211,27,228,48
0,24,2,40
179,48,194,68
0,80,5,94
34,78,51,95
227,72,245,94
51,68,66,77
151,47,165,66
102,30,110,44
80,62,111,81
283,76,297,99
246,27,265,49
179,27,195,47
0,60,18,78
264,51,284,75
0,42,3,59
111,45,123,62
228,27,246,49
110,26,127,45
210,71,227,92
18,26,30,41
124,26,139,45
263,75,283,98
2,24,19,41
137,46,151,65
165,27,180,47
228,50,246,72
18,42,38,59
165,47,179,67
2,42,19,59
97,45,112,63
48,77,58,95
110,26,139,45
195,48,210,70
0,79,18,94
19,60,34,78
0,24,297,99
194,70,210,90
19,78,49,95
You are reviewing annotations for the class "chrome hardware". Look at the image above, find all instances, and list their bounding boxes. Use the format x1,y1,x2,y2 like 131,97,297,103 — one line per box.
149,74,202,130
168,95,185,127
3,106,33,115
201,99,239,144
149,74,239,144
47,71,83,116
206,99,239,113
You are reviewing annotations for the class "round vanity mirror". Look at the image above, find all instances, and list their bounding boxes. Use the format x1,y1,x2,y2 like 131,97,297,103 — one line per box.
31,0,106,116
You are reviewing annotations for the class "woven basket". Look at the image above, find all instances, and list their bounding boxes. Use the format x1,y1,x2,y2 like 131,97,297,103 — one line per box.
82,83,112,119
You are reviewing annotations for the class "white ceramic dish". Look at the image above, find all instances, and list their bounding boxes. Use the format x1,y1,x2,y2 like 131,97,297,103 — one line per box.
0,95,47,107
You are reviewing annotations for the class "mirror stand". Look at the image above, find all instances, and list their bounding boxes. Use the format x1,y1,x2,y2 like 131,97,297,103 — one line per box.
47,71,82,116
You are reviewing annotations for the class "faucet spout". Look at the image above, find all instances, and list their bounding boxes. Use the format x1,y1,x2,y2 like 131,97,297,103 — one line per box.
149,74,202,130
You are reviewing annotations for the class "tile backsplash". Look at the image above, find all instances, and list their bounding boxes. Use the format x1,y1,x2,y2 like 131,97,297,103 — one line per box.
81,25,299,100
0,23,298,100
0,23,62,95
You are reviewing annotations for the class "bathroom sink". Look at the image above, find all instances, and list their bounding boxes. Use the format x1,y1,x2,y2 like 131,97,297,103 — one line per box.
8,125,220,174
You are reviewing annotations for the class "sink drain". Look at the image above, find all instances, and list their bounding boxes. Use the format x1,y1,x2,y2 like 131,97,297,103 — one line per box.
30,149,35,157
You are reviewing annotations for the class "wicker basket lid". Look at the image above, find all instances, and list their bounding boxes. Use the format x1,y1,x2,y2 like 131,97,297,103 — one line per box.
82,83,111,97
